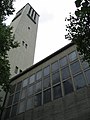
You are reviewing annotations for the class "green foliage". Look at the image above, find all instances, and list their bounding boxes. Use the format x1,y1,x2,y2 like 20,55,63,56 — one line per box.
65,0,90,63
0,0,19,113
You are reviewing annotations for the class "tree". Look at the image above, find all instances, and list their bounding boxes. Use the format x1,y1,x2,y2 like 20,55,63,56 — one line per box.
0,0,19,117
65,0,90,63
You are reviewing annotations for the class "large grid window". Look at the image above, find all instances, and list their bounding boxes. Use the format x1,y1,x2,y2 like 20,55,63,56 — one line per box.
7,95,13,106
59,56,68,67
85,69,90,84
35,93,42,107
74,73,86,90
63,79,73,95
61,66,70,80
52,71,60,85
68,51,77,62
22,78,28,88
11,104,18,117
53,84,62,99
35,81,42,92
43,89,51,104
13,92,20,103
70,61,81,75
43,66,50,77
21,88,26,99
28,85,34,96
16,82,22,92
36,70,42,81
43,76,50,89
51,61,59,72
29,74,35,84
26,97,34,110
18,100,25,113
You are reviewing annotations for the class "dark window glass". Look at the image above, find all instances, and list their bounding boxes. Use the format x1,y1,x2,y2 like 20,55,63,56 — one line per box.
35,81,42,92
21,88,26,99
43,66,50,76
36,70,42,80
69,51,77,62
22,78,28,87
18,100,25,113
70,61,81,74
26,97,34,110
28,85,34,96
15,66,18,74
52,61,59,72
35,93,42,107
7,95,13,106
59,56,67,67
43,76,50,89
13,92,20,103
16,82,22,92
4,107,11,119
61,66,70,80
11,104,18,117
81,60,89,69
53,84,62,99
74,73,86,90
29,74,35,84
63,79,73,95
10,84,16,94
52,71,60,85
43,89,51,104
85,69,90,84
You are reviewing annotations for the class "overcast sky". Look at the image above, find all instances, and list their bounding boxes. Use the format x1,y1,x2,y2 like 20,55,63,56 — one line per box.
6,0,76,63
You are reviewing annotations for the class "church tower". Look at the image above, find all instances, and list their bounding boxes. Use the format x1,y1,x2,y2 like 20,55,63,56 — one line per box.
8,3,39,77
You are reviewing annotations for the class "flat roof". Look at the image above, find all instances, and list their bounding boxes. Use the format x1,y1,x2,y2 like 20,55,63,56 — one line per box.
11,42,74,82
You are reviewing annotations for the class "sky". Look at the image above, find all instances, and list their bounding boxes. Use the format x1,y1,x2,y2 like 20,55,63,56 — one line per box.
6,0,76,64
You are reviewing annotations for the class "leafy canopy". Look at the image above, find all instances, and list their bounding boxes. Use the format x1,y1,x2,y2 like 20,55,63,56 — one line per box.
0,0,19,104
65,0,90,63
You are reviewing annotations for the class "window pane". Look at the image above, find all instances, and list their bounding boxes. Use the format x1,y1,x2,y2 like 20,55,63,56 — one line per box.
70,61,81,75
74,73,86,90
43,89,51,104
21,88,26,99
69,51,77,62
52,71,60,85
85,69,90,84
43,76,50,89
11,104,18,117
29,74,35,84
7,95,13,106
43,66,50,76
13,92,20,103
22,78,28,87
35,93,42,107
81,60,89,69
35,81,42,92
26,97,34,110
18,100,25,113
28,85,34,96
36,70,42,80
4,107,11,119
53,84,62,99
10,84,16,94
59,56,67,67
16,82,22,91
51,61,59,72
61,66,70,80
63,79,73,95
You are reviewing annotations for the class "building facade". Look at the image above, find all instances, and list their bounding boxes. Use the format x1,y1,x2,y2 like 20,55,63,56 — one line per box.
2,43,90,120
8,3,39,77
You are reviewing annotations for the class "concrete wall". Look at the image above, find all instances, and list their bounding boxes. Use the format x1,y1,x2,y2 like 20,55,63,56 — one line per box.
9,86,90,120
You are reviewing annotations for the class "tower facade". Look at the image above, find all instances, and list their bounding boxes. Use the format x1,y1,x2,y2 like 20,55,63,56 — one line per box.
9,3,39,77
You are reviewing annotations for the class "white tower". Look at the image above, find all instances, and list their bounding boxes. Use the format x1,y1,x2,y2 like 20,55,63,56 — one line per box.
8,3,39,77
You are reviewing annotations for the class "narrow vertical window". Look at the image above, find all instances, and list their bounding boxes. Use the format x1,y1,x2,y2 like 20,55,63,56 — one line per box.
15,66,18,74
